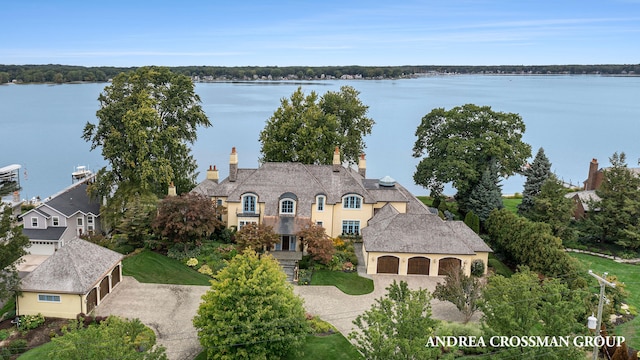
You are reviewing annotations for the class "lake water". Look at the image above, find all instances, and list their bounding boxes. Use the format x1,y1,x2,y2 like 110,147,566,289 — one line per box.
1,76,639,201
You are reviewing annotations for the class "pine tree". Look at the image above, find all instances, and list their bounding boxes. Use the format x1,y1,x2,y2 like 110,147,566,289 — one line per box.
466,159,503,222
518,147,552,216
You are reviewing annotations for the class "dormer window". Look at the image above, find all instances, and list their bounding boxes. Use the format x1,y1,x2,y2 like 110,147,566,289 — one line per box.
316,195,325,212
279,192,297,215
242,194,257,213
31,217,38,227
342,195,362,209
280,199,295,215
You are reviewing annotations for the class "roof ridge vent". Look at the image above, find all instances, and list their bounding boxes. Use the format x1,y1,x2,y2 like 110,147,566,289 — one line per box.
379,175,396,187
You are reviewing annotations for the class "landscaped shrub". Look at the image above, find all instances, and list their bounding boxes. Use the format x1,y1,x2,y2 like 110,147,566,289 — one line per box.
342,262,355,272
8,339,27,354
307,315,336,335
298,269,312,285
470,259,485,277
19,313,45,331
186,258,198,267
198,264,214,276
0,329,10,341
167,245,201,261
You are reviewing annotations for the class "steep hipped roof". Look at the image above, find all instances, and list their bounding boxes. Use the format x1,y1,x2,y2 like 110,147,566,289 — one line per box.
363,204,492,255
20,238,122,294
192,162,410,217
565,190,601,211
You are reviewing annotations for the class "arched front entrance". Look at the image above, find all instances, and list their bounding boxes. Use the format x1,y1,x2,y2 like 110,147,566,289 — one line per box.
438,257,461,275
376,256,399,274
407,257,430,275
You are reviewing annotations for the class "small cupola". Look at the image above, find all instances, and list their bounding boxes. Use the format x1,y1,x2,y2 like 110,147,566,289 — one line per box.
379,175,396,187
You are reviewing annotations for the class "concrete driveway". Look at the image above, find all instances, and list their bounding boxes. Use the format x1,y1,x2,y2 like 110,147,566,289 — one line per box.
295,274,478,337
94,277,209,360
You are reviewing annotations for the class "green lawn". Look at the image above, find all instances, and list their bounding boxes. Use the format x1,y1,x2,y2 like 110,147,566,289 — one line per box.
122,250,212,285
18,340,55,359
501,197,522,214
488,253,513,277
570,253,640,348
310,270,374,295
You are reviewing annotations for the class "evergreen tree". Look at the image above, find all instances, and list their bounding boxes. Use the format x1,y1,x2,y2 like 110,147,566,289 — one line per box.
0,204,30,303
463,211,480,234
466,159,503,222
526,174,576,242
518,147,552,216
193,249,308,359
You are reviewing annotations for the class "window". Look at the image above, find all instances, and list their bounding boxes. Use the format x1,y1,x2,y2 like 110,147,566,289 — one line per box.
87,215,94,225
77,217,83,226
52,216,59,226
38,294,61,303
342,195,362,209
31,217,38,227
316,221,324,227
242,194,257,213
280,199,295,215
316,195,325,211
238,220,257,230
216,199,223,206
342,220,361,235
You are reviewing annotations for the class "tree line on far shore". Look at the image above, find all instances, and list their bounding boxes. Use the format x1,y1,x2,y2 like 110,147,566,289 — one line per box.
1,63,639,84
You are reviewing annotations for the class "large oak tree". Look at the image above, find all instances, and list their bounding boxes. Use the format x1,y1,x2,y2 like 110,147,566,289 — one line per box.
259,86,374,165
412,104,531,212
82,66,211,199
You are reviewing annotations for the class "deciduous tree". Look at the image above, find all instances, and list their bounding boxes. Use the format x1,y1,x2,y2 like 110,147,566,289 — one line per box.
259,86,374,165
49,316,167,360
296,221,335,265
0,204,29,303
82,66,211,199
413,104,531,212
481,269,587,359
193,249,308,359
234,222,279,252
349,280,441,360
152,193,224,251
518,147,552,216
433,269,482,323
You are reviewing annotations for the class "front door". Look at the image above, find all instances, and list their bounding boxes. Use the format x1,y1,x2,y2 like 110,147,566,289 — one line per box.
282,236,290,251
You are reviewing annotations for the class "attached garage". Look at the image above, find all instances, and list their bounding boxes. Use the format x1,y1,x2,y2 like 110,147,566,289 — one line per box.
407,257,430,275
376,256,399,274
438,257,462,275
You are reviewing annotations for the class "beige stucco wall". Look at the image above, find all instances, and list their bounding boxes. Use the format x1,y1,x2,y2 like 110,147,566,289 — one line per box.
365,251,490,277
17,292,85,319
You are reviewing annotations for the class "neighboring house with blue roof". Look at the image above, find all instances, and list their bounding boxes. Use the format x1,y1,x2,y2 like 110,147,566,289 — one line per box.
20,176,101,255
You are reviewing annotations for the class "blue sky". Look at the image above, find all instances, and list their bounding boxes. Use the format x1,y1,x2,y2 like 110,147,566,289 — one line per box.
3,0,639,67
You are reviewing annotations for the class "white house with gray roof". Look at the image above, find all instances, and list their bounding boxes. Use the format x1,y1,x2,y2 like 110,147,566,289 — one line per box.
20,176,101,255
193,147,491,277
17,238,123,319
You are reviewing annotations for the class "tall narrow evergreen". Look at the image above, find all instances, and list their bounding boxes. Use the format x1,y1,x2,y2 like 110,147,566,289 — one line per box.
518,147,552,216
467,159,503,222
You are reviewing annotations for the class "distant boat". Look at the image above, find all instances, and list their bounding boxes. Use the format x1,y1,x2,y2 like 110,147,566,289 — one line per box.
71,166,92,182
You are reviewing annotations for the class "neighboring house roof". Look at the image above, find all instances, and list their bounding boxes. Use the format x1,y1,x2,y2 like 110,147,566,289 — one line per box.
565,190,601,212
22,227,66,241
21,177,100,221
192,162,410,218
20,238,122,294
363,204,492,255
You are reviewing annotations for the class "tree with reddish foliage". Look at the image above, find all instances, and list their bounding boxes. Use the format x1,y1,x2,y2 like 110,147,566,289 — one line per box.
296,221,335,265
235,223,279,252
152,193,224,251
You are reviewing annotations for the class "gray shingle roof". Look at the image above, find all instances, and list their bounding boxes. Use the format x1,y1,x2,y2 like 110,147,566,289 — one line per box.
20,238,123,294
43,180,100,217
22,227,66,241
363,204,492,255
193,162,410,217
564,190,601,211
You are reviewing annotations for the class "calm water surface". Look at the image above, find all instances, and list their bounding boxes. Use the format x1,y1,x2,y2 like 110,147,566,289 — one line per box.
1,76,638,200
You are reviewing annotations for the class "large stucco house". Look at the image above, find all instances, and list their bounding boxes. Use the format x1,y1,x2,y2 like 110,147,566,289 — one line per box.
17,238,123,319
20,176,101,255
193,147,491,276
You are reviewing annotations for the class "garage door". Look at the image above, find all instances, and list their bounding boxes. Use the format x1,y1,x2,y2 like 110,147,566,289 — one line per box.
86,288,98,313
99,277,110,300
111,265,121,286
438,258,461,275
376,256,399,274
407,257,430,275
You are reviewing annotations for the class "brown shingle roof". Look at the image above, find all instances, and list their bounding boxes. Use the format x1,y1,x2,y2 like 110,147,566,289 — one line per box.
20,238,123,294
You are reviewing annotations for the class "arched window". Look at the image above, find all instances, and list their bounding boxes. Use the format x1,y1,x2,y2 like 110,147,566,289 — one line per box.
242,194,257,214
342,194,362,209
316,195,326,212
280,199,295,215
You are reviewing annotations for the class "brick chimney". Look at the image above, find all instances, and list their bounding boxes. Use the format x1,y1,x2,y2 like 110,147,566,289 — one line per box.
332,147,341,172
207,165,219,183
358,153,366,178
585,158,599,190
229,147,238,182
168,182,177,197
